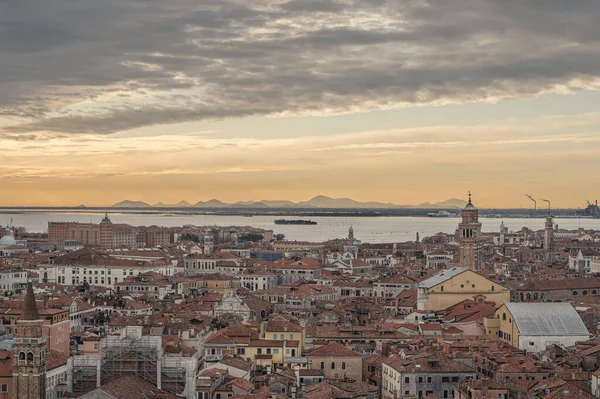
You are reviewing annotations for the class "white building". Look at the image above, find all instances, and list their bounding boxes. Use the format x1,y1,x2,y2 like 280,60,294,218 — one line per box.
213,296,252,321
38,249,176,288
0,266,29,291
425,250,454,268
569,249,599,274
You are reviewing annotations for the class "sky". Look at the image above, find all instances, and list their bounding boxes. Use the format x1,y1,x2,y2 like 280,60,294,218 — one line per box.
2,0,600,208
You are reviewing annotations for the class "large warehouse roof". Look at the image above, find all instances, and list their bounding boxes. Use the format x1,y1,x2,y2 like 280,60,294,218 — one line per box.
506,302,589,336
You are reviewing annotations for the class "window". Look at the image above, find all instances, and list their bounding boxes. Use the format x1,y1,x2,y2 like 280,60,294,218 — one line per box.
451,377,459,383
443,390,448,399
273,334,277,340
441,286,444,292
342,362,346,370
405,391,410,396
273,349,279,354
405,377,410,383
442,377,450,383
529,342,535,346
94,344,98,350
331,362,336,370
492,286,495,292
427,377,432,383
237,348,246,355
418,377,423,383
320,362,325,370
280,334,284,340
460,284,464,288
502,313,506,321
1,385,7,393
290,334,294,340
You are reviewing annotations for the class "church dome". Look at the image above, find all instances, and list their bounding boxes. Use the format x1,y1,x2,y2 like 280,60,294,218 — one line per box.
0,230,16,246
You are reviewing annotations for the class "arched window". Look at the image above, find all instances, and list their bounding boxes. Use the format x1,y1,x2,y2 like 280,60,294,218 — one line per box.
320,362,324,370
331,362,336,370
18,352,25,361
27,352,34,363
533,293,538,300
342,362,346,370
583,291,588,296
593,290,598,295
573,291,578,297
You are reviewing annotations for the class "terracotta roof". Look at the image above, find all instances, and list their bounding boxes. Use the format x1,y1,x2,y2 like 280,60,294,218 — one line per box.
307,342,362,358
98,374,178,399
517,277,600,291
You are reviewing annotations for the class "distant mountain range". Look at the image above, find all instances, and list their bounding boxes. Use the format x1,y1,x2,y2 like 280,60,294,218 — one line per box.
111,196,468,209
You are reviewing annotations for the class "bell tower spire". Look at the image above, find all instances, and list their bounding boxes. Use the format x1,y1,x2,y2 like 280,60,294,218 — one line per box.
12,283,46,399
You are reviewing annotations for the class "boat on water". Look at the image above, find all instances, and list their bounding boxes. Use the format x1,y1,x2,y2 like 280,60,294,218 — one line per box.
427,211,456,218
274,219,318,225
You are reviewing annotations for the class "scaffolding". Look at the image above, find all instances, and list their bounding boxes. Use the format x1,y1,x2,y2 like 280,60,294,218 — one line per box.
70,327,192,397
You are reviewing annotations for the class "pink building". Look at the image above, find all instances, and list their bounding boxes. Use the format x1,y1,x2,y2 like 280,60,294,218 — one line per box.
4,304,70,355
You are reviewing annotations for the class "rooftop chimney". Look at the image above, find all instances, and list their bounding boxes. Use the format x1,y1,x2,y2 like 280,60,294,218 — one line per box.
481,378,489,396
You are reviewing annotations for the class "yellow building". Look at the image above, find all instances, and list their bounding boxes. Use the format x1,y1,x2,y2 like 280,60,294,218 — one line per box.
262,317,305,355
176,273,240,297
417,267,509,311
203,323,302,368
485,302,589,352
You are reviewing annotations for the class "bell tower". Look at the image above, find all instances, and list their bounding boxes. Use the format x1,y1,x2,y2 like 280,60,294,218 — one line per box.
12,283,46,399
544,217,554,263
459,192,482,272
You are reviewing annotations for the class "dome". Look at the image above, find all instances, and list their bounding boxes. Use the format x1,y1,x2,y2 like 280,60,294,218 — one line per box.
0,232,16,246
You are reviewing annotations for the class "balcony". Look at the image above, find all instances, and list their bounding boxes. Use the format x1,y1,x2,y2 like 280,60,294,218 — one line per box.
204,355,222,362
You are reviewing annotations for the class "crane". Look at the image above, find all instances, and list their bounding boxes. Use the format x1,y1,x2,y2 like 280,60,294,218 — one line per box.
541,199,551,215
525,194,537,210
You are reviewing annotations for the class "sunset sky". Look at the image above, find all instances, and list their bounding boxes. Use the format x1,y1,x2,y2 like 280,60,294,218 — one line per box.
2,0,600,208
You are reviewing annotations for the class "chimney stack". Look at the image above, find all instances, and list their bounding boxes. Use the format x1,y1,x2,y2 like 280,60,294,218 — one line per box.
481,378,489,396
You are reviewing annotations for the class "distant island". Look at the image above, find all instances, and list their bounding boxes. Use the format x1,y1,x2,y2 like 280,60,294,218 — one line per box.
110,195,468,210
274,219,318,225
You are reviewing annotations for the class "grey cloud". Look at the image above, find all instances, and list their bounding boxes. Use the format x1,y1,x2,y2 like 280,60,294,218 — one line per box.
2,0,600,134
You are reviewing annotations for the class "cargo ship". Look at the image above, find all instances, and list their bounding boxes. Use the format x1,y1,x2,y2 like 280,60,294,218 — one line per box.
274,219,318,225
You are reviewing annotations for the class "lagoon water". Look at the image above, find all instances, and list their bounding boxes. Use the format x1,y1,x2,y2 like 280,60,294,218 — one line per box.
1,210,599,243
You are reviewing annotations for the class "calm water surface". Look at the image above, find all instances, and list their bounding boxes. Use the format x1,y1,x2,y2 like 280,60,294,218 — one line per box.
1,210,599,243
